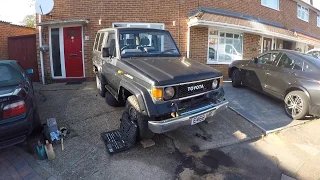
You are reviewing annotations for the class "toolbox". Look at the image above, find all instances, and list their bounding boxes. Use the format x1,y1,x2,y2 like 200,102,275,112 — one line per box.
101,112,138,154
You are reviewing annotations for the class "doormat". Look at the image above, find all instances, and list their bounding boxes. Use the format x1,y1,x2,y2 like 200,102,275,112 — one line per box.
65,81,83,85
101,112,137,154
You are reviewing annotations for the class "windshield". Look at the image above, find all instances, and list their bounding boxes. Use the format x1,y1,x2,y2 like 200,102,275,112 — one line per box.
119,30,181,58
297,53,320,68
0,63,23,87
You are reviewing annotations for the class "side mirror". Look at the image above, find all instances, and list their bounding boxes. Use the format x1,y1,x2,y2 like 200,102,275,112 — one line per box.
102,47,110,57
26,69,34,74
253,57,258,63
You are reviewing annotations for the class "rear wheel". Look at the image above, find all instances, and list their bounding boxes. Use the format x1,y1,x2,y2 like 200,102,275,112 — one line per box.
231,69,242,87
284,91,309,120
96,74,106,97
125,96,154,140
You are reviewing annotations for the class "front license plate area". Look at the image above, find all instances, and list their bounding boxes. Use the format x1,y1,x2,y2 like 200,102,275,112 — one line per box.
191,113,207,125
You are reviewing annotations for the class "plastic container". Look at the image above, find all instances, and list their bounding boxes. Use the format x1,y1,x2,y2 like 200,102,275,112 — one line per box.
44,140,56,160
36,141,47,160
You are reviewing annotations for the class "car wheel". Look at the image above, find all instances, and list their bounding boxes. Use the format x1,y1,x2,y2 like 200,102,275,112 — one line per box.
96,74,106,97
125,95,154,140
284,91,309,120
231,69,242,87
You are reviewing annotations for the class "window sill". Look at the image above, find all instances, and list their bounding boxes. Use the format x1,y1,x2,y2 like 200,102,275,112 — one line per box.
297,17,309,23
206,61,232,65
261,4,280,11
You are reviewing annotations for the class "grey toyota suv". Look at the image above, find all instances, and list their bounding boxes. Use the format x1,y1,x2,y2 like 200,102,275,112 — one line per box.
92,28,228,139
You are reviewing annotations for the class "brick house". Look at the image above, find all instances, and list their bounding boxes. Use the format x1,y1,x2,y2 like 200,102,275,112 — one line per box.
0,21,35,59
36,0,320,82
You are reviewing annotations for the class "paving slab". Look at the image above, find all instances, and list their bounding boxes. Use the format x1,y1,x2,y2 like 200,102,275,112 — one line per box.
224,82,314,133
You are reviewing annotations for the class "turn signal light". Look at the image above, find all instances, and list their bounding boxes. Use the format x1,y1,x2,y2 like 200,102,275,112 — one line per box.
152,88,163,100
3,101,26,119
220,77,224,86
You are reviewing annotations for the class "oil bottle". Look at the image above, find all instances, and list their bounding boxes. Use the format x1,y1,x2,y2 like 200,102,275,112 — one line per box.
36,141,47,160
44,140,56,160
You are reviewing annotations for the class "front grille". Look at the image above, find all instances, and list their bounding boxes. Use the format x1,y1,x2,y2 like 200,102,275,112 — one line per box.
176,80,214,98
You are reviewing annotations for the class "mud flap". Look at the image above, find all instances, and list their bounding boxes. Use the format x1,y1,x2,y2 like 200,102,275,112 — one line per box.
101,112,138,154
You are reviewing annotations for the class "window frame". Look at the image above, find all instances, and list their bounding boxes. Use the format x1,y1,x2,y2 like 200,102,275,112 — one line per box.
297,4,309,22
207,29,243,65
261,0,280,10
317,15,320,27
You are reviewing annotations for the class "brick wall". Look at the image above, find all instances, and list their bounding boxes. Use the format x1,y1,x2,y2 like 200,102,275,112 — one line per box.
243,34,261,59
37,0,320,80
0,22,35,59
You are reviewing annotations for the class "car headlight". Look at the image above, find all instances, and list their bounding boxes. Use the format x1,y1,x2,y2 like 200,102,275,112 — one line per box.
163,87,175,100
212,79,219,89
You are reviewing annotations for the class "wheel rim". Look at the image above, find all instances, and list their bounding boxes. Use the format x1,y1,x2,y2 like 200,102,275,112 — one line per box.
96,75,101,91
285,94,303,117
129,107,138,122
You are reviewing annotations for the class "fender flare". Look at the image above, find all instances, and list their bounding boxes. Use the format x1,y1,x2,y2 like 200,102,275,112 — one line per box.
118,79,155,116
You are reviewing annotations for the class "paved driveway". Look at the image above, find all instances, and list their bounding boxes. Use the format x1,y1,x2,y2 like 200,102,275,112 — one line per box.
224,82,316,133
1,82,263,180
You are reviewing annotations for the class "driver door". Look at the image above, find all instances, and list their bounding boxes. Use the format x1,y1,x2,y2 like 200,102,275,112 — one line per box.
244,52,278,91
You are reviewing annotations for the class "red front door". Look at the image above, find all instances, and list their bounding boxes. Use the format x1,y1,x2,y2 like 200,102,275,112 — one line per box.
63,27,83,77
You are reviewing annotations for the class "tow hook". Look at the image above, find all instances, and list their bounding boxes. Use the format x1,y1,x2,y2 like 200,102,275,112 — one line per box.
170,103,179,118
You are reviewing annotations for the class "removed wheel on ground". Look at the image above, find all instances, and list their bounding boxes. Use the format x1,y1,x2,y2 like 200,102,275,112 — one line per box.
284,91,309,120
124,95,154,140
231,69,242,87
105,91,125,107
96,74,106,97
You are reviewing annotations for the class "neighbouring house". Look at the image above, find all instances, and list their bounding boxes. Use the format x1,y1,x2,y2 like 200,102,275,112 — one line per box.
0,21,35,59
36,0,320,82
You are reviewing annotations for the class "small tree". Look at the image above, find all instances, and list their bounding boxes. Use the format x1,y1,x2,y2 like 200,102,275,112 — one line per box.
22,15,35,28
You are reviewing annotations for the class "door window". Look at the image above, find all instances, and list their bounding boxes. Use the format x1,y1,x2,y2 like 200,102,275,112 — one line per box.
277,54,303,70
98,33,105,52
51,28,62,76
94,33,100,51
303,62,314,72
258,53,278,65
106,32,116,57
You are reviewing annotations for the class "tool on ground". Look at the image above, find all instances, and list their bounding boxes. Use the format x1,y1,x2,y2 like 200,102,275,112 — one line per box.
101,112,137,154
44,140,56,160
61,138,64,151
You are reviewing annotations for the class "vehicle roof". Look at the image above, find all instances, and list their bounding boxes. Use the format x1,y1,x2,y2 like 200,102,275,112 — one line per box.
97,27,169,33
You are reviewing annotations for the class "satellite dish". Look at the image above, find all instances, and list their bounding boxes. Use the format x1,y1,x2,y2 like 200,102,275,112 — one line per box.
35,0,54,15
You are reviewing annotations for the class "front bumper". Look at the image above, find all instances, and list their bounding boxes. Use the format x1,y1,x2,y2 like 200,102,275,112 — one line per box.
148,100,228,133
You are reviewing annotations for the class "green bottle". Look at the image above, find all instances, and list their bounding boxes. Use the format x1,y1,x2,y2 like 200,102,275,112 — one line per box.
36,141,47,160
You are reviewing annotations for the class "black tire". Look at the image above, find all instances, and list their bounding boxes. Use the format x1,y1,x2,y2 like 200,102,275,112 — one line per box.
32,108,43,134
96,74,106,97
125,96,154,140
231,69,242,88
105,91,125,107
284,91,309,120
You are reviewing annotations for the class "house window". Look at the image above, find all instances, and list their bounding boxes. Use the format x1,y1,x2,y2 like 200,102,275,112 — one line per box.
317,15,320,27
297,4,309,22
207,30,243,64
261,0,279,10
51,28,62,77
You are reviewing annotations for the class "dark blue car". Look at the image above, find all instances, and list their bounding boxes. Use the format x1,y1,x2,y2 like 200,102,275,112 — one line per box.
0,60,41,148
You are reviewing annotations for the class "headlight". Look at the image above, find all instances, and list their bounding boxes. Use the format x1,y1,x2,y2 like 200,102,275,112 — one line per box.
212,79,219,89
163,87,175,100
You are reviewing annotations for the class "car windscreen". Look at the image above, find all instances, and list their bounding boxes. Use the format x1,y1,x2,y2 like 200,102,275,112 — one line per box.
119,30,181,58
0,63,23,87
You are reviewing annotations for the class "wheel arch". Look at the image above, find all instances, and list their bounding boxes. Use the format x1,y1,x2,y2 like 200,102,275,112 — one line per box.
228,67,238,78
284,86,311,101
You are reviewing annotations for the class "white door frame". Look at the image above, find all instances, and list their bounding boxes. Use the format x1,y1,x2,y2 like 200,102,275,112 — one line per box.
49,24,85,79
261,35,275,53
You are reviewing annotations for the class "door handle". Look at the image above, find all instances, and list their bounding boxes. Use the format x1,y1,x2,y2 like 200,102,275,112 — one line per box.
69,54,78,57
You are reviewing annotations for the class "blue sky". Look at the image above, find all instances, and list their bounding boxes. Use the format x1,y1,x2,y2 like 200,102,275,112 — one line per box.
0,0,35,25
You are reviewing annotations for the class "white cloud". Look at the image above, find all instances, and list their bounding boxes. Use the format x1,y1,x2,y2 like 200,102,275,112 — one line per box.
0,0,35,25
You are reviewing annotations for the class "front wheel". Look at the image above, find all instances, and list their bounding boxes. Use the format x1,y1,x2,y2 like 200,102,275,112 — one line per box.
231,69,242,87
125,96,154,140
284,91,309,120
96,74,106,97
